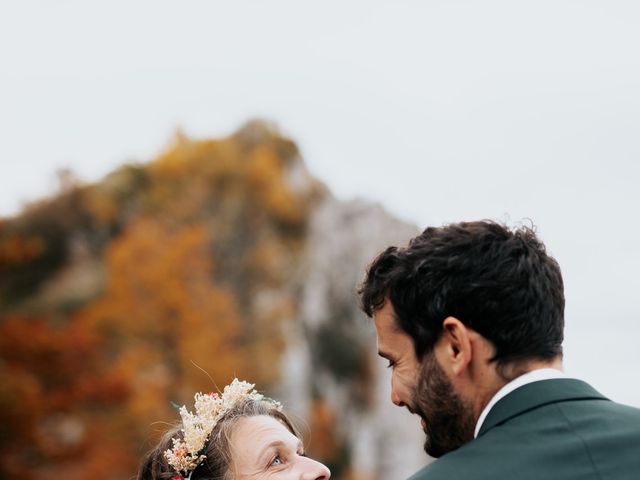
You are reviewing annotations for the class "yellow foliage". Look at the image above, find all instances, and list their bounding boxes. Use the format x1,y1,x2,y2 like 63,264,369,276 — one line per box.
0,121,319,479
246,144,305,226
83,189,119,227
84,218,246,385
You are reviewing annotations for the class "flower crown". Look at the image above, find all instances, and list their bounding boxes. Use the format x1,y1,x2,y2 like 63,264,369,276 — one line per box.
164,378,282,480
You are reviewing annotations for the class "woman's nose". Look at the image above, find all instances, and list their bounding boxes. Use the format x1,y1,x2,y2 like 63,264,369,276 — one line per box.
300,456,330,479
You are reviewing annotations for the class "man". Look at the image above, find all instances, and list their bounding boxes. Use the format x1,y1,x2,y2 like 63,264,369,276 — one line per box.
358,221,640,479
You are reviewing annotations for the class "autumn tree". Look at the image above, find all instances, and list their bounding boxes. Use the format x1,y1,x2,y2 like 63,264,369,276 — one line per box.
0,120,322,479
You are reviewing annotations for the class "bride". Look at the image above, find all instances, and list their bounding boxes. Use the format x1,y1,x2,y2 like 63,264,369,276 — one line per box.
137,379,330,480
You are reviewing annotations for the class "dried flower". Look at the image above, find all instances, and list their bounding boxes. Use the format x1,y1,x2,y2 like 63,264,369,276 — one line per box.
164,379,281,477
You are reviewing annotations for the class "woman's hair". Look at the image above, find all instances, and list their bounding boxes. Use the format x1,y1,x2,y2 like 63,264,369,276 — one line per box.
137,397,300,480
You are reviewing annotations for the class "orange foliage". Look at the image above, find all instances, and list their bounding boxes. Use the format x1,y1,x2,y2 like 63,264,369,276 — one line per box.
307,398,340,460
84,217,248,407
0,121,317,479
0,315,131,479
83,188,119,228
246,144,306,226
0,235,46,267
306,398,351,479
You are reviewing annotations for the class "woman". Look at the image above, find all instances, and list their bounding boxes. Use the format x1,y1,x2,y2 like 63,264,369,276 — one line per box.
138,379,330,480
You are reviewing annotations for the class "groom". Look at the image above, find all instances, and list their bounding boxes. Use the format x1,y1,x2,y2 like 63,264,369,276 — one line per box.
359,221,640,479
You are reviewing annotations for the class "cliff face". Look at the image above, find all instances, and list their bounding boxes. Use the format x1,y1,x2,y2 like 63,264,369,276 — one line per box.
288,196,426,479
0,121,426,480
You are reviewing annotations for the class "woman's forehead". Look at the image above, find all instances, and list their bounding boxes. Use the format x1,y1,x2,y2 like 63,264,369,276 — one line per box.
233,415,301,450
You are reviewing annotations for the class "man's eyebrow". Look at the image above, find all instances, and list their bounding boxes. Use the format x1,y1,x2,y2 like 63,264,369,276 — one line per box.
377,350,393,360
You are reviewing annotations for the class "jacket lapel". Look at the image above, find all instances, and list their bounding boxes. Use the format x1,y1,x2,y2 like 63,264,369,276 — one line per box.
478,379,609,437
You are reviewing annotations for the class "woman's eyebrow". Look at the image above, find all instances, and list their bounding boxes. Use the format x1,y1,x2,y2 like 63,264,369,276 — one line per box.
256,439,303,464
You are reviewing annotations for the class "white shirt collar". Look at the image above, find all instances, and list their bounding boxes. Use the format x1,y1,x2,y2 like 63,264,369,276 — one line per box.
474,368,567,437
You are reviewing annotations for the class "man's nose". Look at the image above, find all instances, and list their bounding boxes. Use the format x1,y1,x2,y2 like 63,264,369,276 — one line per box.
391,387,405,407
300,456,330,480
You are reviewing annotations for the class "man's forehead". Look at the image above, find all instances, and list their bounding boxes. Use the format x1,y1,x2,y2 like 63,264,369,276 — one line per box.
373,301,402,331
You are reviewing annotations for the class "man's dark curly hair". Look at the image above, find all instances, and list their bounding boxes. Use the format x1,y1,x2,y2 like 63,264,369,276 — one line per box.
358,220,564,369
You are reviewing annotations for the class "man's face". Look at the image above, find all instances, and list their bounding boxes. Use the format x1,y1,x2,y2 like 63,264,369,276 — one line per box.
373,301,475,458
373,300,421,410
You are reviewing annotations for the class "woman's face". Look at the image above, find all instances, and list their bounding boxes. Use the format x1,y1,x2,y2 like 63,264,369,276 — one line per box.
230,415,330,480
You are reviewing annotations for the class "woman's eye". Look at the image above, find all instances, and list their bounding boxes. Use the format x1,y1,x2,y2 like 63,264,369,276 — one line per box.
270,455,283,466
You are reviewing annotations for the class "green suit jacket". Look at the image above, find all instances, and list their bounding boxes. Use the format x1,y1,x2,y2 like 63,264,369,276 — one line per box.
408,379,640,480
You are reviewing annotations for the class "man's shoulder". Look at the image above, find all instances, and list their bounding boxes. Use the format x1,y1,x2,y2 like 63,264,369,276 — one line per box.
406,395,640,480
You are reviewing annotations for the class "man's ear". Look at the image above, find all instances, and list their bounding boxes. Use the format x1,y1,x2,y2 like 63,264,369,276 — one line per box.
437,316,473,376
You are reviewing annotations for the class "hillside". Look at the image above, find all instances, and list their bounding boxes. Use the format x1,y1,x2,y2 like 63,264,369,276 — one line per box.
0,121,424,480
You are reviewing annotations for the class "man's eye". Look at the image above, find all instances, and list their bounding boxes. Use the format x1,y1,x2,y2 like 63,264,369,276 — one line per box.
386,360,395,369
270,455,283,466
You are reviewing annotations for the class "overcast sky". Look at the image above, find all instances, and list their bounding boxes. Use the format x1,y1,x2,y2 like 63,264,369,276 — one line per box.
1,1,639,405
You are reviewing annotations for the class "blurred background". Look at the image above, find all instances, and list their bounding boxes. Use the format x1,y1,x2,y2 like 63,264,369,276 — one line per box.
1,1,639,479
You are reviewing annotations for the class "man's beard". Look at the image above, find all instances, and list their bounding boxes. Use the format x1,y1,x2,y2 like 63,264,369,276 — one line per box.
412,352,476,458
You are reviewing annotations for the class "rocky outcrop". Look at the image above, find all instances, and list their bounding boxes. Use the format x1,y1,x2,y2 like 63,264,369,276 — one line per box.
278,195,428,479
0,121,430,480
